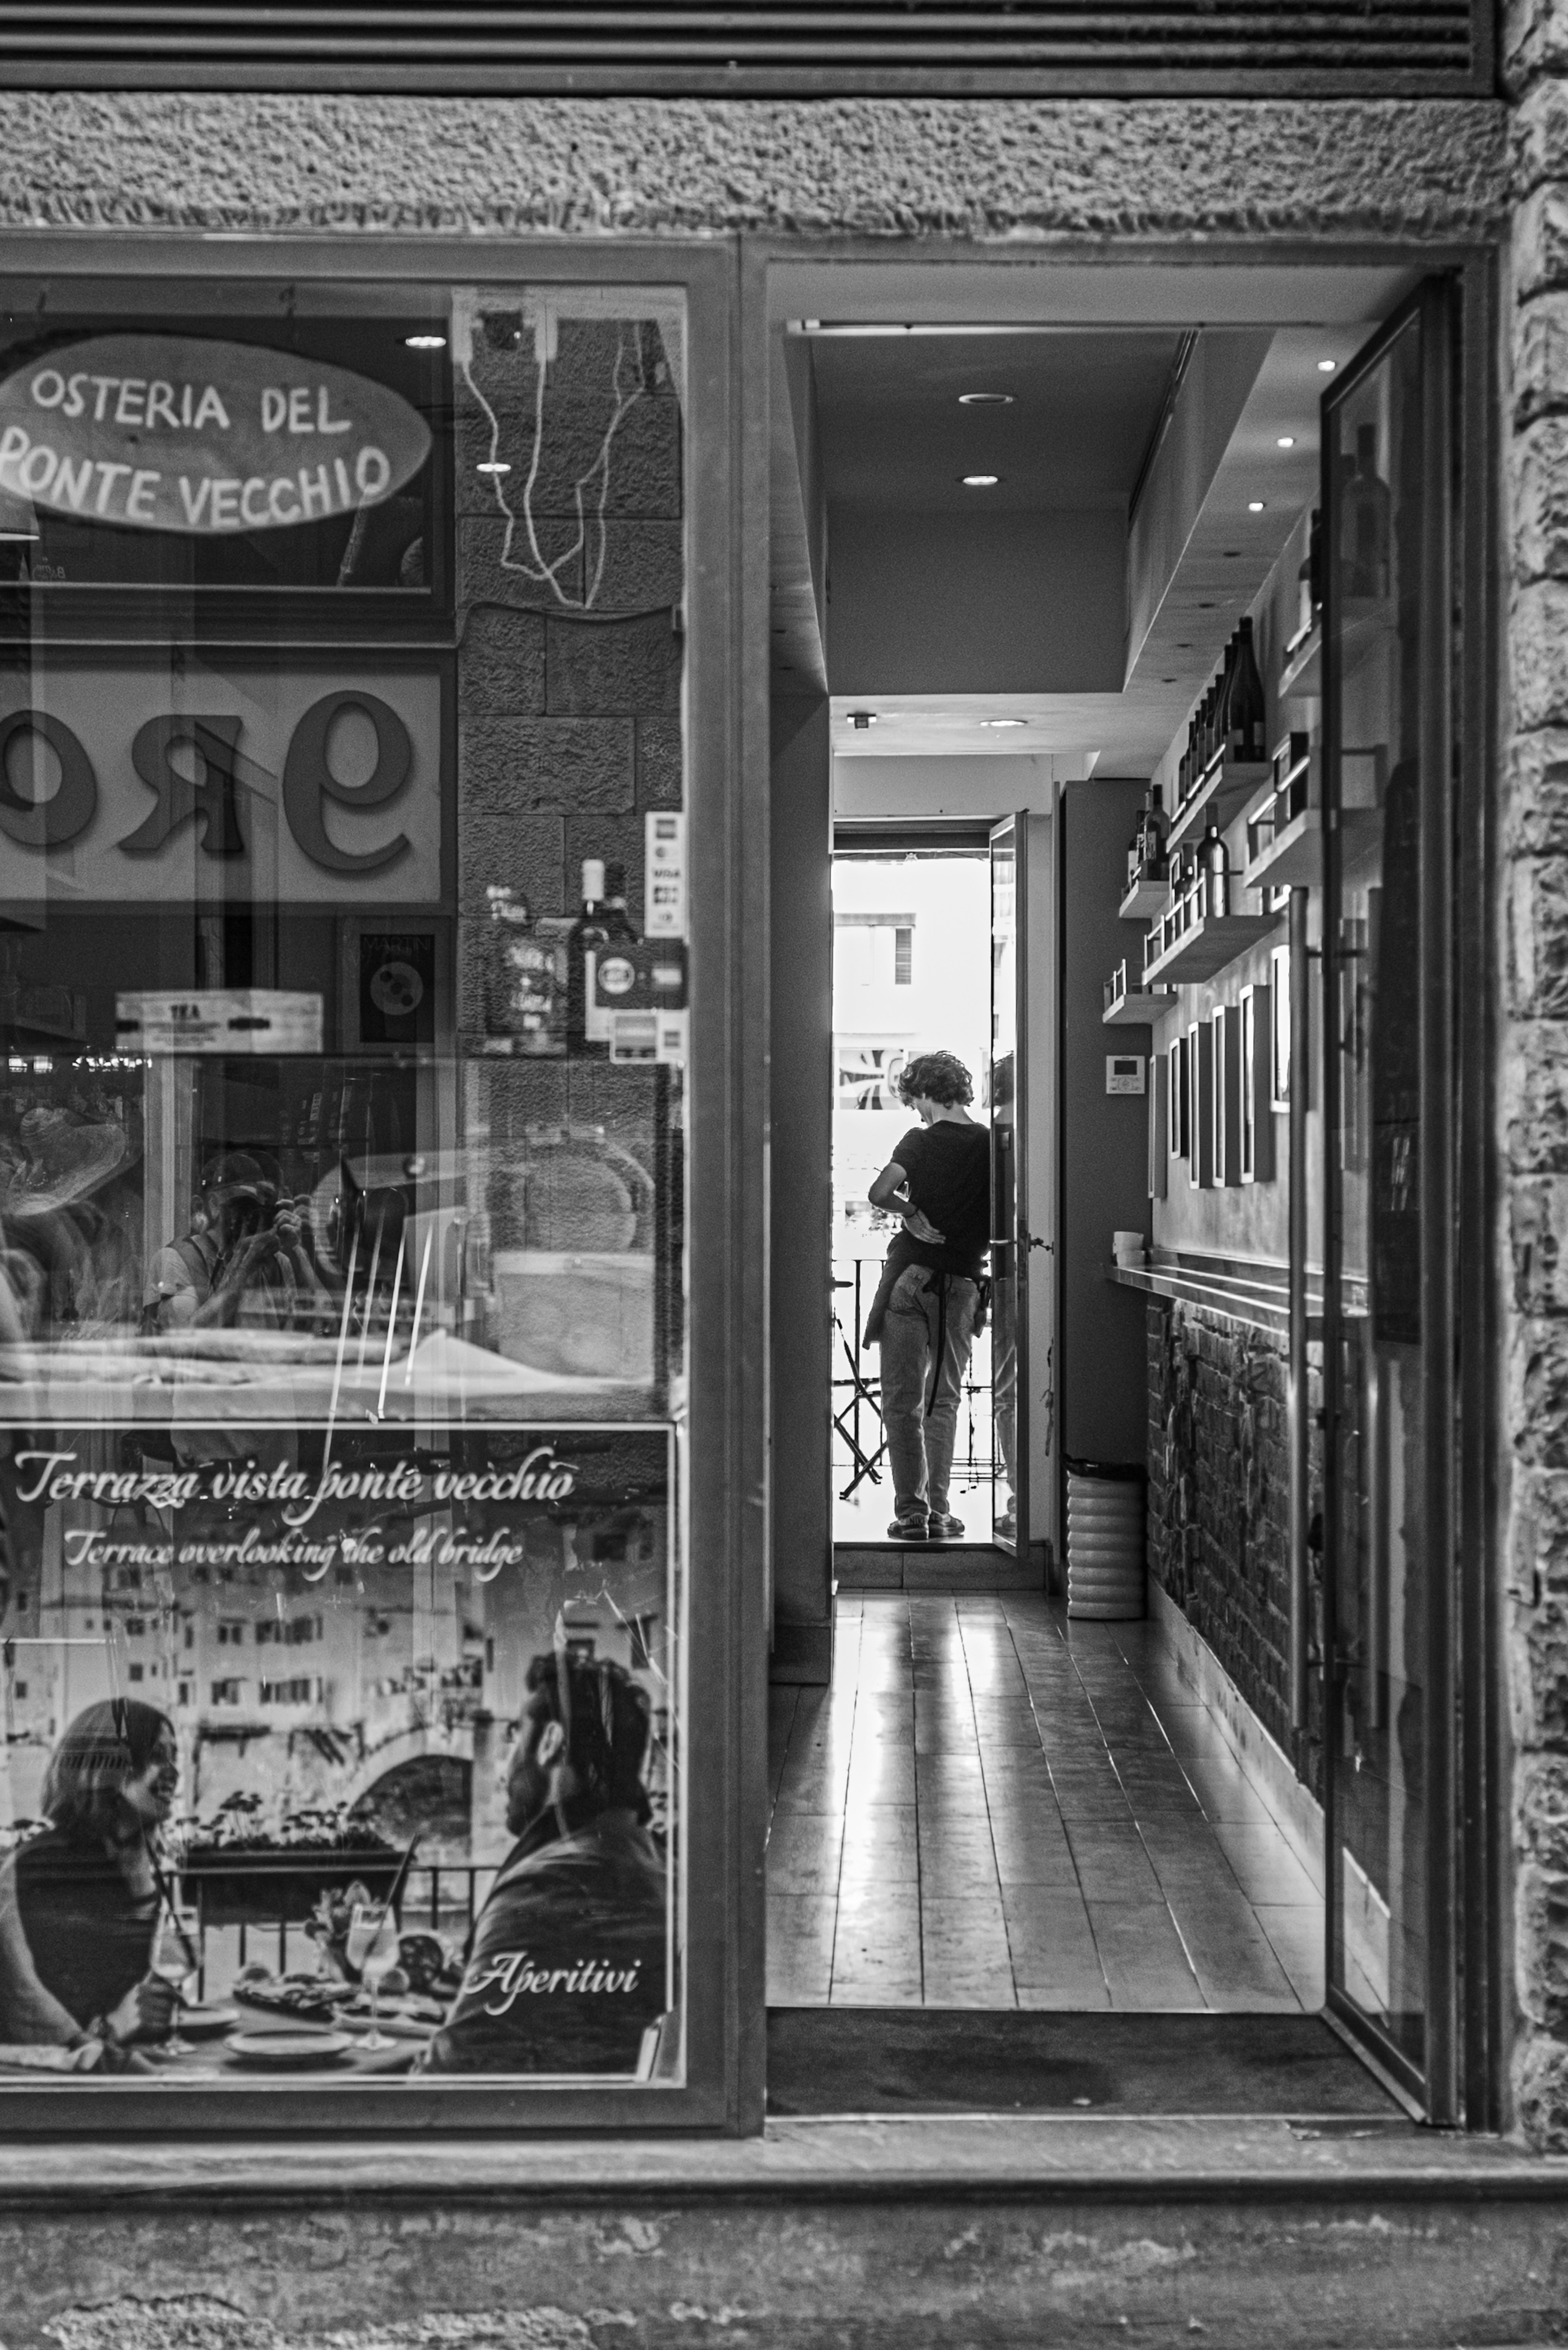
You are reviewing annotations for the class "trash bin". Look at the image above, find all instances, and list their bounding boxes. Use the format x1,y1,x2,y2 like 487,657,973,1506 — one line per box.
1065,1456,1146,1621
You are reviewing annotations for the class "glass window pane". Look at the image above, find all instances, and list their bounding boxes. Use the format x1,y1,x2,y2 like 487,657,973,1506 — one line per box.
0,282,688,2097
1325,313,1426,2076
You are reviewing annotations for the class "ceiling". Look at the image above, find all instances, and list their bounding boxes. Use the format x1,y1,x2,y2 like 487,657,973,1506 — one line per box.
768,259,1416,796
811,328,1185,515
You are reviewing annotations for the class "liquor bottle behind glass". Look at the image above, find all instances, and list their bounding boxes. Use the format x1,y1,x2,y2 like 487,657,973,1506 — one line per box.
1288,507,1321,650
567,858,613,1057
1226,618,1267,765
1344,423,1391,600
1203,820,1230,920
1141,784,1168,884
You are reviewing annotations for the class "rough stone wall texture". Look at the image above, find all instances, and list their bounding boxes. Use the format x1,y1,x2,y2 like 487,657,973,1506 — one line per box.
0,91,1507,241
1145,1302,1323,1794
1507,0,1568,2153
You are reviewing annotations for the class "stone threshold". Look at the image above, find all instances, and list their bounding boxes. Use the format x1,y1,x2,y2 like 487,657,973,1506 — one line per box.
835,1543,1043,1590
0,2116,1561,2206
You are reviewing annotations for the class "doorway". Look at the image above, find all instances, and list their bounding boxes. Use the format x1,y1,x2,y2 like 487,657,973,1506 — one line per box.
764,254,1498,2124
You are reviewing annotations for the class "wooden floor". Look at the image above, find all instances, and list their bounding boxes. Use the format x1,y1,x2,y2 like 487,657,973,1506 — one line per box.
767,1592,1325,2012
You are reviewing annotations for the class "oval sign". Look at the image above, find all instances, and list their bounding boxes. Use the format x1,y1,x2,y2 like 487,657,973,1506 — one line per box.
0,334,432,536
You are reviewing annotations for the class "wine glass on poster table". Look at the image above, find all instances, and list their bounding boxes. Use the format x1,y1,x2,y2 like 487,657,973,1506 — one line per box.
346,1902,401,2049
150,1905,201,2055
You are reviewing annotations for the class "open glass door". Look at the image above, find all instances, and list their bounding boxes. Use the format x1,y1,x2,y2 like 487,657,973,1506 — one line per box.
990,816,1027,1553
1321,283,1458,2121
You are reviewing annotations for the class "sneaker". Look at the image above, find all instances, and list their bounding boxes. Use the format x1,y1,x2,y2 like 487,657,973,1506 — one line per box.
889,1516,929,1542
928,1514,966,1540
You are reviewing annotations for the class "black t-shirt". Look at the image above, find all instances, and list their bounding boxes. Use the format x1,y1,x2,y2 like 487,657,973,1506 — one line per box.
891,1121,991,1278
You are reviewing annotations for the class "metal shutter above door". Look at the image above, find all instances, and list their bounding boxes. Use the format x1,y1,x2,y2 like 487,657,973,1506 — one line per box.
0,4,1491,98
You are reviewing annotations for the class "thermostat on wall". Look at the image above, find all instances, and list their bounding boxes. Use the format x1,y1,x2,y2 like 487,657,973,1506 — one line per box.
1106,1054,1146,1097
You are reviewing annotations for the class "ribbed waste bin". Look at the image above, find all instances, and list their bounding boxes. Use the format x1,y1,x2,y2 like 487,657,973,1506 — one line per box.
1065,1457,1146,1621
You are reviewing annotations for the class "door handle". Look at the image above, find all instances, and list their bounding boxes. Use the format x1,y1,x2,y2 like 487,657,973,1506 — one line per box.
1026,1233,1053,1253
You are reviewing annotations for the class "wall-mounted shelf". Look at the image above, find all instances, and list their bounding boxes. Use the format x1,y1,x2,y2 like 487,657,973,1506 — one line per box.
1277,602,1395,706
1119,875,1170,921
1245,805,1323,890
1143,907,1281,985
1106,1251,1322,1342
1103,986,1178,1027
1165,756,1273,856
1278,624,1321,701
1244,807,1383,893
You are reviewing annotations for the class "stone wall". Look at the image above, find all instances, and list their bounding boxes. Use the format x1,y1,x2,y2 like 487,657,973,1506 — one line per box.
1145,1302,1324,1797
1504,0,1568,2154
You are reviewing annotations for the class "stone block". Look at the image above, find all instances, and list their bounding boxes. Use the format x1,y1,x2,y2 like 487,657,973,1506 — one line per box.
1515,185,1568,305
1518,1747,1568,1861
1506,727,1568,856
458,809,566,921
1510,851,1568,1015
1504,1019,1568,1169
636,713,684,809
461,715,634,815
459,605,546,717
1513,415,1568,580
1508,1462,1568,1599
1510,1174,1568,1310
1516,294,1568,435
546,611,683,716
1514,2022,1568,2149
1506,0,1568,95
1511,1584,1568,1740
1511,72,1568,193
1516,1857,1568,2031
458,515,590,611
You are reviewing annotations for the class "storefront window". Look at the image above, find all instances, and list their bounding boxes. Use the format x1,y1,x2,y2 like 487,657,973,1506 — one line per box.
0,279,689,2102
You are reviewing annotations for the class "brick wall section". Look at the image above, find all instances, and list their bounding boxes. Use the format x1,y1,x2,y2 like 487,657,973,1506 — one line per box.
1504,0,1568,2151
1145,1301,1324,1799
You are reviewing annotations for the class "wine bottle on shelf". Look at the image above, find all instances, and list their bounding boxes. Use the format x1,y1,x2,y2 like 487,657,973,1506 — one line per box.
1203,821,1230,920
1288,508,1321,651
1344,424,1390,601
567,858,614,1057
1140,784,1168,883
1226,618,1267,765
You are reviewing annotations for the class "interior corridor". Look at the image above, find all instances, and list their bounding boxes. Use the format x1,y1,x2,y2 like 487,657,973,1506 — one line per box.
767,1592,1324,2013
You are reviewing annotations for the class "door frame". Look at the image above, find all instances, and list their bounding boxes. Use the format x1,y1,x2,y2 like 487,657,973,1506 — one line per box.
752,236,1503,2129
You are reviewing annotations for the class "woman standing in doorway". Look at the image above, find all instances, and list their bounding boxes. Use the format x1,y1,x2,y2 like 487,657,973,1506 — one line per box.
862,1051,991,1542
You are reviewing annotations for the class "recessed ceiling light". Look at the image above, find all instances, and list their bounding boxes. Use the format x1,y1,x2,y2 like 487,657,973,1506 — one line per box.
1318,359,1337,373
848,710,878,730
1247,501,1266,513
405,332,447,350
959,392,1014,407
477,460,511,475
1276,435,1296,448
961,474,1001,488
983,718,1026,729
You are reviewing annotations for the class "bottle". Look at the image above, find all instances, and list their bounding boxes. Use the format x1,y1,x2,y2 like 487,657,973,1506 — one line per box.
1288,507,1321,651
1203,821,1230,920
486,884,564,1057
1140,785,1168,885
1344,424,1390,601
1226,618,1267,765
567,858,613,1057
601,860,639,948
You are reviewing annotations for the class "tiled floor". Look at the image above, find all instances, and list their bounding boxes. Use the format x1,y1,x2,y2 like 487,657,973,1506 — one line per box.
766,1591,1325,2013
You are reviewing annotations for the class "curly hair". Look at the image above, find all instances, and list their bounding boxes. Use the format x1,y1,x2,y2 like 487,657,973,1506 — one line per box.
897,1050,974,1109
525,1650,653,1819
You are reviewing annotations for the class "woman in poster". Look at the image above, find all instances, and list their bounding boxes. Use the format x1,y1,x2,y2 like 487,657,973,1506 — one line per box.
0,1698,179,2059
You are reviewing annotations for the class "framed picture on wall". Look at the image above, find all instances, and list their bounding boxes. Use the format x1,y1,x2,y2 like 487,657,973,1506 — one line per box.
338,916,448,1050
1169,1034,1189,1163
1270,943,1292,1112
1240,981,1276,1183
